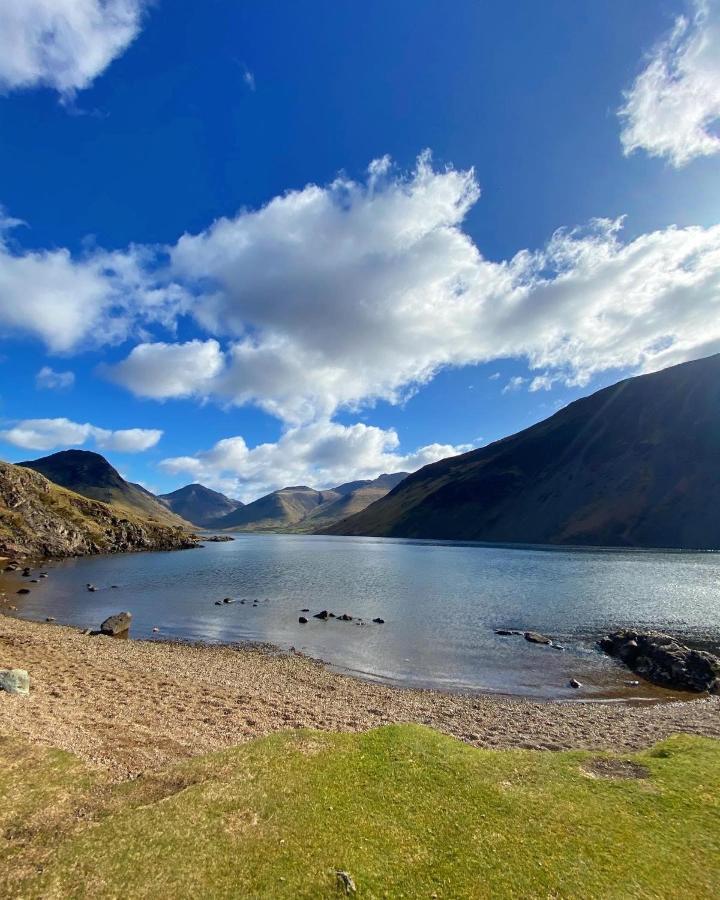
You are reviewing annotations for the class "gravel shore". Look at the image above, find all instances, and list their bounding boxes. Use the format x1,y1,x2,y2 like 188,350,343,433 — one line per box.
1,615,719,778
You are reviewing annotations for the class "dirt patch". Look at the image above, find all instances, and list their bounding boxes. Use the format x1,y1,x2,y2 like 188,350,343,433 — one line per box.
582,758,650,779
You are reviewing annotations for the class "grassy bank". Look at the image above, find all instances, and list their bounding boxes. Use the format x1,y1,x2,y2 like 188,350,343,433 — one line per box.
2,725,719,898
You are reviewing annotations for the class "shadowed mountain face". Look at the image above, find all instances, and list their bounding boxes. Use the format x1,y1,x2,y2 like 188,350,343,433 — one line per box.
210,473,409,532
325,355,720,550
159,484,243,527
19,450,190,528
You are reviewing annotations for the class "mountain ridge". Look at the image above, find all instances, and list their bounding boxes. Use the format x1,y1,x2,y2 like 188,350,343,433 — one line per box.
159,483,243,527
18,450,191,528
325,355,720,550
210,473,409,532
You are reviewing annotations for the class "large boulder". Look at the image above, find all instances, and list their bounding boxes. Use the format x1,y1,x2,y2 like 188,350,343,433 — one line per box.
100,611,132,636
599,630,720,693
0,669,30,695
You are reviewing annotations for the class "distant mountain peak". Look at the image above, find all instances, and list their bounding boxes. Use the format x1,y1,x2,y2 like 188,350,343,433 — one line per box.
159,483,243,527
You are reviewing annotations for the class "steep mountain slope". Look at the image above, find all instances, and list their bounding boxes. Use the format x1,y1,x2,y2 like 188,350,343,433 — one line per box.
0,460,197,558
159,483,243,527
326,355,720,550
19,450,189,528
210,473,409,532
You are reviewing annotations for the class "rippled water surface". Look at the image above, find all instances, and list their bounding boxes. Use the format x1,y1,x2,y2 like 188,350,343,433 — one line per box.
5,534,720,698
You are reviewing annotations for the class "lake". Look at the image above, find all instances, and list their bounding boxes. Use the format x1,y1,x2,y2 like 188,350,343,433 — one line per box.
4,534,720,699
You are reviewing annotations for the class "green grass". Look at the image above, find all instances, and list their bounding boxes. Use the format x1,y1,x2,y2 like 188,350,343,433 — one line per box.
1,727,719,898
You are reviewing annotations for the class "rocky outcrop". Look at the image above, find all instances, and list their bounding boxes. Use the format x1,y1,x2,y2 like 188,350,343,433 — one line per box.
0,460,199,559
600,630,720,693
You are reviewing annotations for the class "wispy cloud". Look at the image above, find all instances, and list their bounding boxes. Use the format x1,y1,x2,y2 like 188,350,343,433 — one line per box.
0,0,149,98
619,0,720,166
35,366,75,391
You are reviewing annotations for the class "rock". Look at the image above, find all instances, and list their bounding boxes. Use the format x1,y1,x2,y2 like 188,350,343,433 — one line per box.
299,616,308,624
625,680,640,686
45,616,56,622
569,677,582,688
87,585,97,592
600,630,720,693
372,617,385,624
39,573,48,578
111,585,119,589
338,613,353,621
336,871,357,895
524,631,552,645
214,601,222,606
328,612,336,618
314,610,329,620
30,579,38,583
495,629,521,636
203,535,235,542
0,669,30,695
222,597,234,604
301,608,310,613
22,567,31,576
99,611,132,636
17,588,30,594
152,627,160,633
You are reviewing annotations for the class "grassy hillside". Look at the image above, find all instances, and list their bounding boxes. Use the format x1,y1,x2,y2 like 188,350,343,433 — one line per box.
1,726,718,898
158,483,243,527
327,354,720,550
19,450,190,529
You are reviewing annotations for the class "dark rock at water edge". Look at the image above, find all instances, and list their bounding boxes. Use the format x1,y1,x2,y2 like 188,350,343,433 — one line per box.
203,535,235,542
314,610,329,620
298,616,308,624
524,631,552,645
100,611,132,636
600,630,720,693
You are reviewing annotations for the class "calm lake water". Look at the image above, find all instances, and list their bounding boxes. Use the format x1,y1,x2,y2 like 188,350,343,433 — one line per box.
4,534,720,699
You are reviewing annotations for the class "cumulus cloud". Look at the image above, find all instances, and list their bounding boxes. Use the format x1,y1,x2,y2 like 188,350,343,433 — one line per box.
619,0,720,166
0,417,162,452
3,154,720,425
161,420,471,502
105,339,225,399
35,366,75,390
0,0,146,97
0,218,188,352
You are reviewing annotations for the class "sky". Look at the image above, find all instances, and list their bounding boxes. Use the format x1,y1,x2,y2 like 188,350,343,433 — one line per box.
0,0,718,501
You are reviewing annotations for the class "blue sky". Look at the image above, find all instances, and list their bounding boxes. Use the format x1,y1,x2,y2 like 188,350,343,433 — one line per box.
0,0,719,500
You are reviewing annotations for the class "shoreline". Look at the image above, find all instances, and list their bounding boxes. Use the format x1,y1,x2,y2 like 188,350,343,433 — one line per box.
1,614,719,779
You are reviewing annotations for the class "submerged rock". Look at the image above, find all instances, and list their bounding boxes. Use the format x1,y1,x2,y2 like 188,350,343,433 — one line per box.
0,669,30,695
100,611,132,636
524,631,552,645
495,629,522,636
372,617,385,624
600,630,720,693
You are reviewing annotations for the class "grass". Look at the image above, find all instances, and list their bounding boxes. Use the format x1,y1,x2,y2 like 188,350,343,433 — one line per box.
1,726,719,898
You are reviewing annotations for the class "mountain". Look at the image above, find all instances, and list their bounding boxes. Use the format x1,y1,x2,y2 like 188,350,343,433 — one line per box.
0,460,197,558
159,483,243,527
325,355,720,550
210,485,341,531
19,450,190,528
210,473,409,532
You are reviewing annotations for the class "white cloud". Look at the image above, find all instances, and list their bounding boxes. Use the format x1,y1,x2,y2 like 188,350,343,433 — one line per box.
161,420,470,502
619,0,720,167
35,366,75,390
0,219,188,352
502,376,527,394
2,154,720,428
105,339,225,399
0,417,162,452
0,0,147,97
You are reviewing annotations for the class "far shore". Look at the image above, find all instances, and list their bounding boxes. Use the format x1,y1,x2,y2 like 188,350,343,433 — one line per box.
1,614,719,779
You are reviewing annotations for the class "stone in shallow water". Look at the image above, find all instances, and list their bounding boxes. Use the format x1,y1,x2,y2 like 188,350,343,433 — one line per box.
524,631,552,645
0,669,30,695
